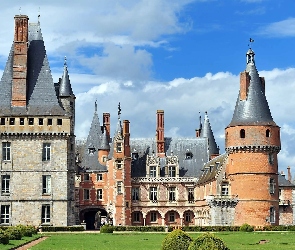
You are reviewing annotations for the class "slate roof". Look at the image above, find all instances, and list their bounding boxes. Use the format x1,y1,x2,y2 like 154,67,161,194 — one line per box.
130,137,209,178
229,49,276,127
59,58,73,97
197,153,227,185
81,106,107,172
0,21,66,116
278,174,295,187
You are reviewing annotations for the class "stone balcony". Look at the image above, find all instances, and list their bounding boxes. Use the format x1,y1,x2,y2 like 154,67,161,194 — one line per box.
132,177,197,183
206,195,239,208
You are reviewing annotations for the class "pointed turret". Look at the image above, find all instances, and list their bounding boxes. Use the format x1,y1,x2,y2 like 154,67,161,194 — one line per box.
229,48,275,127
115,102,123,137
100,128,110,150
195,112,202,137
200,112,219,158
59,57,73,97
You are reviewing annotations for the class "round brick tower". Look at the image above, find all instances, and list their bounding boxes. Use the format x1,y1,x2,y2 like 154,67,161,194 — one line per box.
225,48,281,226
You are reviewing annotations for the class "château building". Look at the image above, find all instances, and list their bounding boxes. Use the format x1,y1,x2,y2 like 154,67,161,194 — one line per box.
1,14,294,229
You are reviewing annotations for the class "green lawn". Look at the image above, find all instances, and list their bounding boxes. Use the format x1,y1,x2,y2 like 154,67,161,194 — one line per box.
0,235,41,250
5,231,295,250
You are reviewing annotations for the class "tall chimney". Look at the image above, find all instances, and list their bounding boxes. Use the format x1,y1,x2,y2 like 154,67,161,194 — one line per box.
12,15,29,107
123,120,130,157
287,166,292,182
156,110,165,157
103,113,110,140
239,71,250,101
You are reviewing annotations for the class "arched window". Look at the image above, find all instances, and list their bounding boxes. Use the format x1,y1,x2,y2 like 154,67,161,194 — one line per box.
266,129,270,137
240,129,245,138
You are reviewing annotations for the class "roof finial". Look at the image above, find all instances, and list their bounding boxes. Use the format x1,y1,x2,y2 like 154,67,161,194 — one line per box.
38,7,41,22
118,102,121,119
64,56,67,67
248,38,254,49
95,100,97,112
19,7,21,15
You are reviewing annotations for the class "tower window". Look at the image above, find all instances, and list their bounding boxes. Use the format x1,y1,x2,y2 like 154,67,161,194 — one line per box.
39,118,44,125
0,118,5,125
2,142,11,161
269,178,275,194
29,118,34,125
266,129,270,137
9,118,15,125
185,152,193,159
42,143,51,161
57,119,62,125
270,207,275,223
240,129,245,138
20,118,24,125
47,119,53,126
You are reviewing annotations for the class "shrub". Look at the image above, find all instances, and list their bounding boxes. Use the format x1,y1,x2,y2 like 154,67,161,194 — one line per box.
188,233,230,250
0,230,9,245
239,223,254,232
161,229,192,250
6,227,22,240
100,225,114,233
41,226,85,232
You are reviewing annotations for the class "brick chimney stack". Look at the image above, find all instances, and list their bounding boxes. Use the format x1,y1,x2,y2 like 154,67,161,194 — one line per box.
239,71,250,100
156,110,165,157
103,113,110,140
12,15,29,107
123,120,130,157
287,166,292,182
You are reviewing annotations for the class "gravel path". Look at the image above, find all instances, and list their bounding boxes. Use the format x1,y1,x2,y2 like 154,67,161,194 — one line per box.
14,236,48,250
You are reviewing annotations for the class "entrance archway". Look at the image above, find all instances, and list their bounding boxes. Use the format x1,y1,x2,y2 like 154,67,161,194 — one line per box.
81,208,107,230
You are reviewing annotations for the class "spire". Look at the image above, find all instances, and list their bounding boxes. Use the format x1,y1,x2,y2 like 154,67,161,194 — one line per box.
115,102,122,135
59,56,73,97
99,128,110,150
200,112,219,156
228,48,276,127
86,102,102,150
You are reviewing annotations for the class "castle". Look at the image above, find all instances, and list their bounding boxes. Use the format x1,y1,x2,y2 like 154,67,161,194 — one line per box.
1,14,294,229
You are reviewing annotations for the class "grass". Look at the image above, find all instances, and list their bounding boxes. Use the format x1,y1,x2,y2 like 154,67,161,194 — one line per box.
0,235,41,250
5,231,295,250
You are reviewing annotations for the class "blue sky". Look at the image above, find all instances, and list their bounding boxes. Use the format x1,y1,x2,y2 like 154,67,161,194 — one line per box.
0,0,295,176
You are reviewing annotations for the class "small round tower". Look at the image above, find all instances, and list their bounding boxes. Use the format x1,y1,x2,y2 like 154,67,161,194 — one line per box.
225,48,281,226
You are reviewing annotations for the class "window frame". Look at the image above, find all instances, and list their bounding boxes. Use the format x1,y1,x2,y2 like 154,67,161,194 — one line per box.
150,187,158,201
84,189,90,200
169,212,175,222
132,187,140,201
133,212,140,222
1,175,10,195
168,187,176,202
0,205,10,224
2,142,11,161
97,174,103,181
149,166,157,177
270,207,275,223
116,142,122,152
168,165,176,177
188,188,194,202
184,212,191,222
41,204,51,224
97,189,103,200
42,175,51,195
117,181,123,194
116,159,123,169
269,178,275,194
150,212,157,222
42,143,51,161
221,182,229,196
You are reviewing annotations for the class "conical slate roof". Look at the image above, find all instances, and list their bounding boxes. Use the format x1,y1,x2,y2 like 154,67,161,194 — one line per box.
99,129,110,150
200,112,219,156
229,49,276,127
59,57,73,97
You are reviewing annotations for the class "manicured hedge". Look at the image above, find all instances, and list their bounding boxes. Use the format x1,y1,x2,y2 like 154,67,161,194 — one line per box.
41,226,85,232
162,229,192,250
0,225,38,245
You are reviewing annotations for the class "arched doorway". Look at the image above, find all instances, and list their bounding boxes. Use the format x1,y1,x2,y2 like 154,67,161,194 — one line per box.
81,208,108,230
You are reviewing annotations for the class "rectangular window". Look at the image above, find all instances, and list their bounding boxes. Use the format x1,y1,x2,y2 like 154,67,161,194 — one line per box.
269,178,275,194
97,189,103,200
150,212,157,222
20,118,25,125
0,118,5,125
270,207,275,223
150,166,157,177
169,212,175,222
188,188,194,202
0,205,10,224
150,187,157,201
97,174,103,181
132,187,139,201
9,118,15,125
2,142,11,161
221,183,229,196
42,175,51,194
47,119,53,126
57,119,62,125
84,189,90,200
116,142,122,152
84,173,90,181
168,187,176,202
117,181,123,194
133,212,140,222
168,166,176,177
41,205,50,224
42,143,51,161
185,212,191,222
29,118,34,125
116,159,123,169
39,118,44,125
1,175,10,195
269,153,274,165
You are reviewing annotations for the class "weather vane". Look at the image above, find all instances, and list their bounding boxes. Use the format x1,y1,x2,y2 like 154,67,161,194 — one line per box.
248,38,254,49
118,102,122,118
95,100,97,112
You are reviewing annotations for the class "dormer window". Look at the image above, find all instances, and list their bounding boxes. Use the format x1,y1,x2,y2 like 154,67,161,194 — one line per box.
132,152,138,160
168,165,176,177
88,147,95,155
185,151,193,159
149,166,157,177
221,182,229,196
240,129,245,138
116,142,122,152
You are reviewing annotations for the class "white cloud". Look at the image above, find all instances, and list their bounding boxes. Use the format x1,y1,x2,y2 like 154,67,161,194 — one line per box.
257,18,295,37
